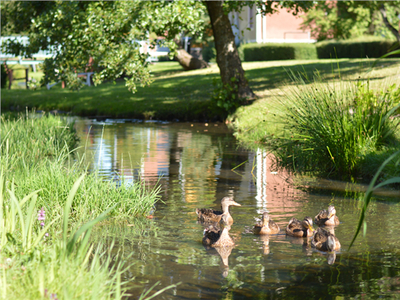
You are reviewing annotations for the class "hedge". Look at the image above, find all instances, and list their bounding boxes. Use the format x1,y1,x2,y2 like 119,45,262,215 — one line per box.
316,40,400,59
239,43,318,62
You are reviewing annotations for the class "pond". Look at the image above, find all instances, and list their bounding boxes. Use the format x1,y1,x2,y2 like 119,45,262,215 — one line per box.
74,118,400,299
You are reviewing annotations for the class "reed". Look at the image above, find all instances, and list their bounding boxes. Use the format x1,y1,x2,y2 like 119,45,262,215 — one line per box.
262,74,400,180
349,150,400,250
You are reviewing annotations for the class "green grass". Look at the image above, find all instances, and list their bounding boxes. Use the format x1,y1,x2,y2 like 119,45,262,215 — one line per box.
3,59,400,121
232,60,400,182
0,114,168,299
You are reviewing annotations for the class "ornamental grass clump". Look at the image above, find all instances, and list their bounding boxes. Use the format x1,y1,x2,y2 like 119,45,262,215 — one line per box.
264,74,400,181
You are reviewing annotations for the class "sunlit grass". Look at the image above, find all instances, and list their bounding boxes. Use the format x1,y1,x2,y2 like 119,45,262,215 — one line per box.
3,59,400,121
0,114,171,299
233,68,400,181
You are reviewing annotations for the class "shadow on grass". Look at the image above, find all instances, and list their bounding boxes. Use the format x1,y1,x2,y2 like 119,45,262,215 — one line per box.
2,59,399,121
246,59,400,93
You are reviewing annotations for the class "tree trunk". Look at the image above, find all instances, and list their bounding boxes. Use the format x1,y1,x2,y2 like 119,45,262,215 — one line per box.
379,4,400,45
205,1,256,101
175,49,209,71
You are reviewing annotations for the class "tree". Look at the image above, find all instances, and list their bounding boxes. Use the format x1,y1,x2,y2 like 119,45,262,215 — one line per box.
1,1,313,114
300,1,400,43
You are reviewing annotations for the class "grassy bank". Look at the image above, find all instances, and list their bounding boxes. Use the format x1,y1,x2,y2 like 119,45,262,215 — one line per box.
2,59,400,121
0,114,162,299
231,62,400,183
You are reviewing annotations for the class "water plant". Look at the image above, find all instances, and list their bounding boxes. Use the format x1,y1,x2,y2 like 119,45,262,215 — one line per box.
349,150,400,250
261,73,400,181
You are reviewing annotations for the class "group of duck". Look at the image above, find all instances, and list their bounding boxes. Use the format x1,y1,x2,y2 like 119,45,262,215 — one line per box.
196,196,341,254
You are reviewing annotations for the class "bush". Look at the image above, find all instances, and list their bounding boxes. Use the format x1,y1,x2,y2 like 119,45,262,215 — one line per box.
1,64,8,88
316,40,400,59
202,41,216,63
239,43,318,62
262,74,400,181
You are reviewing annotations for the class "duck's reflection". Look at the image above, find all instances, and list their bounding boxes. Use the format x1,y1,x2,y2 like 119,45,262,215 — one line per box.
201,214,236,278
311,227,341,265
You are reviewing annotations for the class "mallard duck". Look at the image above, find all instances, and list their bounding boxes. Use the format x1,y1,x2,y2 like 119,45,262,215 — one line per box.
285,216,314,237
253,212,280,235
311,227,341,252
314,205,339,226
202,214,235,247
196,196,241,225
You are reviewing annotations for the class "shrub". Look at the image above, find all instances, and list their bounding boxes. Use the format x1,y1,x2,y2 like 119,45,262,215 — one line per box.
1,64,8,88
239,43,318,62
262,74,400,181
202,41,216,63
316,40,400,59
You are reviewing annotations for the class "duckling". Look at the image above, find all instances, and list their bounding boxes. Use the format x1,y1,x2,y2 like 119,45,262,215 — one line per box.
202,214,235,247
285,216,314,237
196,196,241,225
314,205,340,226
311,227,341,252
253,212,280,235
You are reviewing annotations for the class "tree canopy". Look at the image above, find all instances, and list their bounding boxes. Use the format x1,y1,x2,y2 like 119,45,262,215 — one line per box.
1,1,313,114
300,1,400,43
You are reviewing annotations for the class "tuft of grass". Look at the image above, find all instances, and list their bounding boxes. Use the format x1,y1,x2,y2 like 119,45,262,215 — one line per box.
246,73,400,181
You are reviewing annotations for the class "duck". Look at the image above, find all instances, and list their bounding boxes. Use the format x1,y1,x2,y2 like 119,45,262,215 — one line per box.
285,216,314,237
314,205,340,226
311,227,341,252
202,214,235,247
196,196,241,225
253,212,280,235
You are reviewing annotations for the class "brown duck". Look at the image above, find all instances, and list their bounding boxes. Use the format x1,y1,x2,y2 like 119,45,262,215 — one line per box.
311,227,341,252
253,212,280,235
314,205,340,226
196,196,241,225
202,214,235,247
285,216,314,237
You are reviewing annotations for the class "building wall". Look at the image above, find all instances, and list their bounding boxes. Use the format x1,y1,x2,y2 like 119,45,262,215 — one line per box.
233,6,315,45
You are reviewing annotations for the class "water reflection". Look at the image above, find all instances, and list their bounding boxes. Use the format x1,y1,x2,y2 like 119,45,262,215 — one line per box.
73,118,400,299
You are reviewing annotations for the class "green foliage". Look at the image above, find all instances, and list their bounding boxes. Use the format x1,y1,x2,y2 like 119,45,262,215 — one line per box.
316,40,400,59
1,64,7,88
202,41,216,63
240,43,317,62
261,74,400,181
211,77,242,117
300,1,400,41
2,1,206,93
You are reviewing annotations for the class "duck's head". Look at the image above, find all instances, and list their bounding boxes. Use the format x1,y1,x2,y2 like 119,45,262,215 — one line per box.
261,212,270,226
302,216,314,232
221,197,241,211
327,205,336,219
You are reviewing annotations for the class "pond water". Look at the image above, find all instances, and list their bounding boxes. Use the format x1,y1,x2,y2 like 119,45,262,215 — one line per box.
74,118,400,299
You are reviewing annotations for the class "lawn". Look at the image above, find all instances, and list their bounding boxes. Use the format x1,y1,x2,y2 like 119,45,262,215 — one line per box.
2,58,400,122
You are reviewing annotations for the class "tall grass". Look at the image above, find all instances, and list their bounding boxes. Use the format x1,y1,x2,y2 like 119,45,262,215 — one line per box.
262,74,400,180
0,113,168,298
0,172,130,299
1,113,159,222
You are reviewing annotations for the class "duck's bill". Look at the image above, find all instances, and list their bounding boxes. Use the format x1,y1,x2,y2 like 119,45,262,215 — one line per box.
231,201,241,207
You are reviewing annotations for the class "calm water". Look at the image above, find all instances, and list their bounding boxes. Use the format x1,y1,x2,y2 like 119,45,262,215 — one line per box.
74,118,400,299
